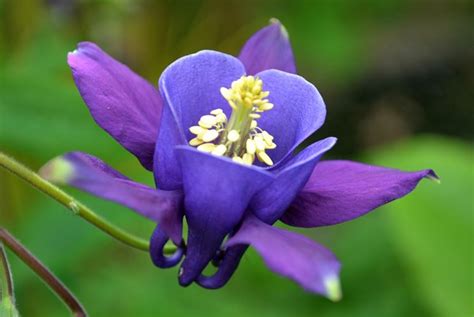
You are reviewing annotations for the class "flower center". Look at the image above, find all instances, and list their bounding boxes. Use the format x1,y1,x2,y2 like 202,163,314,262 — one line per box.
188,76,276,166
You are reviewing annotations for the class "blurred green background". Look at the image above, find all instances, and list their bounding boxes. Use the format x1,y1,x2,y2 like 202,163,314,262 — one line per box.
0,0,473,316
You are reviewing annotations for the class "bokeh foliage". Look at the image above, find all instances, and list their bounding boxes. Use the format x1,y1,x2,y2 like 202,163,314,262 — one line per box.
0,0,472,316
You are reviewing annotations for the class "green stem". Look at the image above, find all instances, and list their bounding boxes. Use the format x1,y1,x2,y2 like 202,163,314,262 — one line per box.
0,152,177,254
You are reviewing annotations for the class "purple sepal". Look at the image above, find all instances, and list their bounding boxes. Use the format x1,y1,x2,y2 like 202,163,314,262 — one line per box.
239,19,296,75
251,137,337,224
175,147,274,286
68,42,162,170
227,214,342,300
282,160,438,228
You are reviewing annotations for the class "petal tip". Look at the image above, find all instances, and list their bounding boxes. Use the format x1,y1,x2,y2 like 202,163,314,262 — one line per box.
324,275,342,302
68,42,101,65
269,17,289,39
425,170,440,184
177,266,194,287
67,49,78,65
39,157,74,184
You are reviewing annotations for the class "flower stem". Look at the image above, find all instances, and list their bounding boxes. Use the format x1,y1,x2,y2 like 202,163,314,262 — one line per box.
0,228,86,317
0,240,15,302
0,152,177,254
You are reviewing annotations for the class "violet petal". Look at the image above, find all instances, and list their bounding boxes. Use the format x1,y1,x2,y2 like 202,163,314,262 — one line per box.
200,137,335,289
175,147,274,285
150,225,185,268
282,160,438,228
196,244,248,289
256,69,327,166
251,137,337,224
153,50,245,189
68,42,162,170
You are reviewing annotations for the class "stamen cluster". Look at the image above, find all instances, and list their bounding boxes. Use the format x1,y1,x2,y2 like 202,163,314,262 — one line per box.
188,76,276,166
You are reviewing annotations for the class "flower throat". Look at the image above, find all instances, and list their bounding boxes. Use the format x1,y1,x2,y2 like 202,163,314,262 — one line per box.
188,76,276,166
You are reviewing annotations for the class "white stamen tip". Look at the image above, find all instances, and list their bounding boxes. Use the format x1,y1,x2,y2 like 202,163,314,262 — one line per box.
210,108,223,115
189,125,205,135
199,115,217,128
256,151,274,166
246,139,256,154
250,120,258,129
212,144,227,156
261,103,274,111
228,130,240,142
220,87,231,100
232,156,244,164
254,136,266,152
202,129,219,142
189,137,204,146
216,112,227,123
242,153,254,165
197,143,216,152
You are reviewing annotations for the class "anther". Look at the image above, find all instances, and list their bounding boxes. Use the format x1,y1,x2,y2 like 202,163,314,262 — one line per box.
257,151,273,166
202,129,219,142
199,115,217,128
197,143,216,152
228,130,240,142
246,139,256,154
189,138,203,146
212,144,227,156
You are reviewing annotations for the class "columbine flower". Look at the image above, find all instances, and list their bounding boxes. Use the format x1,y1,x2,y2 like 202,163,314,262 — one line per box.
40,19,436,300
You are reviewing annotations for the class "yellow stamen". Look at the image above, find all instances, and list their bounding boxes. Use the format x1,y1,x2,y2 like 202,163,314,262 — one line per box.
188,76,276,166
199,115,217,128
254,135,266,152
210,108,223,115
257,151,273,166
202,129,219,142
232,156,244,164
189,137,203,146
228,130,240,142
246,139,256,154
242,153,255,165
190,126,205,135
212,144,227,156
197,143,216,152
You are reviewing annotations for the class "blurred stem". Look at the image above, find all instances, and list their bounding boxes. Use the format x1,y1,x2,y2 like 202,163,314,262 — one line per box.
0,152,177,254
0,242,19,317
0,242,15,305
0,228,86,317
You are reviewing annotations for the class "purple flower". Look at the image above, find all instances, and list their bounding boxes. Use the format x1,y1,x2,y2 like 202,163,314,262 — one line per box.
40,20,436,300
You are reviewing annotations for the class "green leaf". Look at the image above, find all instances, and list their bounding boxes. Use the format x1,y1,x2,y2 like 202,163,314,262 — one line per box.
367,135,474,317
